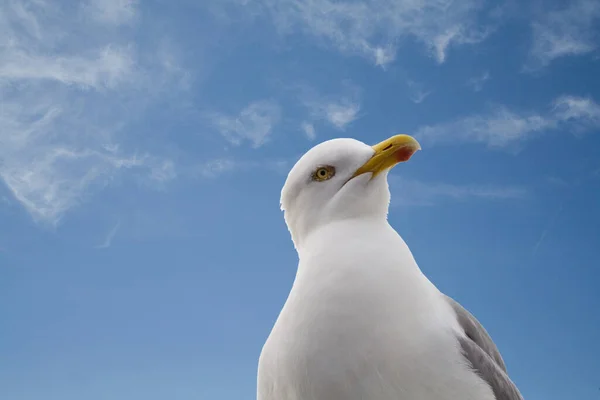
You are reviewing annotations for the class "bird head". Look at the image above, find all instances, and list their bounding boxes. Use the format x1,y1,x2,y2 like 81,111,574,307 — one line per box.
281,134,421,249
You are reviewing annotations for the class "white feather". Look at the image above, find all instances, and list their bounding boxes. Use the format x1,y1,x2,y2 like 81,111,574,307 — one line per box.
259,138,496,400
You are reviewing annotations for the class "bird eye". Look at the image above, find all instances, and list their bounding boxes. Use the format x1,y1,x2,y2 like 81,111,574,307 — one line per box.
312,166,335,182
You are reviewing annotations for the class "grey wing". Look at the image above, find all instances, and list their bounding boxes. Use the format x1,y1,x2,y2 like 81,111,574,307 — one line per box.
444,295,524,400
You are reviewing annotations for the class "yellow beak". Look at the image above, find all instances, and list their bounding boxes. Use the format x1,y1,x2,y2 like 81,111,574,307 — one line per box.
352,134,421,179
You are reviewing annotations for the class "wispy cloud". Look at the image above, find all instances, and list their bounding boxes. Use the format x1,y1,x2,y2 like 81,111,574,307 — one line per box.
207,100,282,148
301,122,317,140
95,220,121,249
0,45,136,88
467,71,490,92
552,95,600,128
527,0,600,69
0,0,188,225
390,176,527,206
193,157,294,179
415,95,600,148
298,84,362,131
82,0,138,26
407,80,432,104
222,0,491,66
532,201,563,257
531,166,596,257
196,158,239,178
324,102,361,130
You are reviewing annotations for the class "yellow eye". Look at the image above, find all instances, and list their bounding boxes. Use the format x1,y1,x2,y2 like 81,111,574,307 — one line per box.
312,166,335,182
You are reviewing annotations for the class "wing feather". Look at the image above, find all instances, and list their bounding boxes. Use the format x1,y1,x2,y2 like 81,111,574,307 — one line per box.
445,295,524,400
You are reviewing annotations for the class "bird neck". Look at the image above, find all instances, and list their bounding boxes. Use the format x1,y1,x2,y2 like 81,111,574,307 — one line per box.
295,216,392,259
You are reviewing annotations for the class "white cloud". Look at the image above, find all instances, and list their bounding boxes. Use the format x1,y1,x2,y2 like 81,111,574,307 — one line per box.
415,95,600,148
193,157,294,179
407,80,432,104
467,71,490,92
390,176,527,206
324,102,361,130
0,45,136,89
0,95,173,223
196,158,239,178
95,220,121,249
83,0,138,26
409,91,432,104
552,95,600,127
301,122,316,140
0,1,188,225
148,159,178,183
374,46,396,67
298,84,361,130
207,100,282,148
528,0,600,68
222,0,490,66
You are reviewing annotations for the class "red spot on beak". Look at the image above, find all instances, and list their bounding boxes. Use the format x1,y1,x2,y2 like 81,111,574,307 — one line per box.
394,146,417,163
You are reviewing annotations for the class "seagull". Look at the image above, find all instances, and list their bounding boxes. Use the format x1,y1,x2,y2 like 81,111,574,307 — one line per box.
257,134,524,400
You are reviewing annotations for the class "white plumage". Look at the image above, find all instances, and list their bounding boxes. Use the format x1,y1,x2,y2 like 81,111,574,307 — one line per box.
257,136,523,400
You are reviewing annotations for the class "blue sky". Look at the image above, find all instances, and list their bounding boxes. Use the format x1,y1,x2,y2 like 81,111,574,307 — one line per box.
1,0,599,399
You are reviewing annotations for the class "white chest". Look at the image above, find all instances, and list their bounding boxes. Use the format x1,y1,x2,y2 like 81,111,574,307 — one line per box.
257,225,494,400
258,272,492,399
